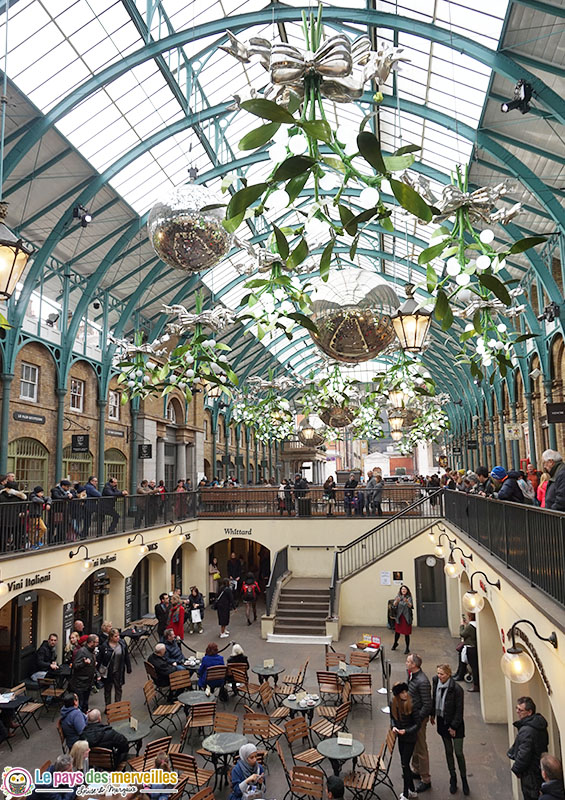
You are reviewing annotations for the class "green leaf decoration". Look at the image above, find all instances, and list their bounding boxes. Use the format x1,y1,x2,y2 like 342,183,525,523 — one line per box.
478,273,511,306
321,156,346,174
345,206,381,235
426,264,437,293
287,311,318,333
300,120,332,143
418,240,447,265
222,212,244,233
514,333,537,342
349,234,359,260
245,278,270,289
240,98,295,124
273,156,316,182
434,290,453,330
357,131,387,174
239,122,281,151
288,237,309,269
473,309,482,334
390,178,433,222
380,216,394,233
226,183,268,220
394,144,421,156
319,239,334,282
338,204,356,235
508,236,547,255
273,225,289,260
383,154,416,172
286,171,310,204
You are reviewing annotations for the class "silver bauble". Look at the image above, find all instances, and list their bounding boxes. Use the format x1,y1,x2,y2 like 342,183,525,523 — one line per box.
147,183,232,272
298,415,326,446
319,405,358,428
309,270,400,363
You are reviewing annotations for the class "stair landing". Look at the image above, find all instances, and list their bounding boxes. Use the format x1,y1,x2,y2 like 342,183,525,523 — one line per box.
274,577,330,636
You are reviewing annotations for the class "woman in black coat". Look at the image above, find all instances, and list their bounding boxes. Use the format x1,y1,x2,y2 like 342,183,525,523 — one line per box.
215,579,236,638
431,664,469,796
390,682,420,799
97,628,131,707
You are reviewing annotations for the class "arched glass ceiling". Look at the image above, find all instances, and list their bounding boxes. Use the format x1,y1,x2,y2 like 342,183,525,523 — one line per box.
0,0,563,399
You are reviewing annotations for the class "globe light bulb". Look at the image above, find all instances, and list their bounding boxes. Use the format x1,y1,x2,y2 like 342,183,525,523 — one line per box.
83,558,94,570
476,255,491,271
462,590,485,613
446,258,461,277
267,189,290,212
288,134,308,155
0,581,9,596
500,649,535,683
455,272,471,286
444,560,461,578
139,544,149,555
359,186,381,207
497,323,507,333
269,142,287,163
434,544,445,558
319,173,339,192
428,532,436,543
479,229,495,244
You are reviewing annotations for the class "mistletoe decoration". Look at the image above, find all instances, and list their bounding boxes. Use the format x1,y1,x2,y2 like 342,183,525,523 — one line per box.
397,403,450,454
231,391,294,442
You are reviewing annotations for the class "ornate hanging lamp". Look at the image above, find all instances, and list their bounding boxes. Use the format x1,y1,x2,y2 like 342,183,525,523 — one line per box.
392,283,432,354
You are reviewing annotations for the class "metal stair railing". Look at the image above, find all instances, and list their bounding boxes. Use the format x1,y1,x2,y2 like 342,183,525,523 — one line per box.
329,489,443,616
265,545,289,615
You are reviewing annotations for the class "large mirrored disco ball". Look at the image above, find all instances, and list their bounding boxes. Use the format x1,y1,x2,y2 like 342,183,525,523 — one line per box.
309,269,400,363
298,415,326,446
147,184,233,272
319,405,358,428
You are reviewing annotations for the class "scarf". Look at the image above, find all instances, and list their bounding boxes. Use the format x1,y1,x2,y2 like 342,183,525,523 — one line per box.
435,677,451,719
168,605,180,625
238,744,259,778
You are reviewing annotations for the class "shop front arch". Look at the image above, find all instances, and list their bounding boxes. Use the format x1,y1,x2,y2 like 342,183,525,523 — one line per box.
130,551,168,621
207,537,271,594
171,540,197,595
104,448,127,488
7,437,48,491
476,596,506,723
62,445,94,485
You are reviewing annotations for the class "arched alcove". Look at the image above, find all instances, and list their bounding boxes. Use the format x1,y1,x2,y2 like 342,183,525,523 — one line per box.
477,597,506,723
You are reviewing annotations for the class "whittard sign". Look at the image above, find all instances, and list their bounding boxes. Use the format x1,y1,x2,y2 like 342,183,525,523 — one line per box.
224,527,252,536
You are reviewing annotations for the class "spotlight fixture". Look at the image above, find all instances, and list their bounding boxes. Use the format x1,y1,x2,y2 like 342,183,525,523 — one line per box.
168,523,191,543
391,283,433,353
128,532,158,554
501,619,557,684
388,410,404,433
537,302,560,323
390,430,403,442
45,312,60,327
500,80,532,114
93,300,101,310
69,544,94,570
462,570,501,613
73,205,92,228
434,532,457,558
444,547,473,578
529,367,541,380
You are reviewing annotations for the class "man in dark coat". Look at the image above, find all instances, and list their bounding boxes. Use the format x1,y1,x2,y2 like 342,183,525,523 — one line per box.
148,643,177,701
407,652,433,792
70,634,99,711
542,450,565,511
84,476,102,535
81,708,128,767
507,696,549,800
163,628,186,669
491,467,524,503
155,593,170,639
32,633,60,680
431,664,469,795
101,477,126,533
539,754,565,800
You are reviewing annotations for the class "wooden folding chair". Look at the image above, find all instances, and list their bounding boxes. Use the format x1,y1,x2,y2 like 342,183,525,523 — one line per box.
169,752,214,792
284,717,324,768
343,769,375,800
310,701,350,741
168,777,188,800
258,681,289,722
325,652,346,669
169,670,193,695
243,712,284,754
316,671,341,704
286,764,325,800
127,736,172,772
227,663,261,708
143,680,182,733
203,665,227,698
106,701,131,723
39,761,51,775
38,678,65,715
89,747,115,769
144,660,169,702
349,673,373,716
362,729,398,799
349,651,371,670
195,711,238,763
277,660,309,699
189,788,215,800
56,719,68,753
188,702,216,735
11,683,42,738
318,680,351,719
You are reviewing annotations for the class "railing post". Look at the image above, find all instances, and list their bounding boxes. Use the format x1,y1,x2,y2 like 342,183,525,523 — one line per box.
525,506,532,586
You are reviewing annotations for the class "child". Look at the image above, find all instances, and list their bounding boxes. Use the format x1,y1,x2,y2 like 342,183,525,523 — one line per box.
28,486,50,549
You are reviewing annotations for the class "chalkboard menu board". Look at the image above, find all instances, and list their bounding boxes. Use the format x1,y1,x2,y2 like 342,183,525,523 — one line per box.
63,601,74,643
124,576,133,626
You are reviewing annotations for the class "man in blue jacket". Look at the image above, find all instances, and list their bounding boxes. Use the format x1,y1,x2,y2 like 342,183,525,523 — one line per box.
491,467,524,503
59,692,87,749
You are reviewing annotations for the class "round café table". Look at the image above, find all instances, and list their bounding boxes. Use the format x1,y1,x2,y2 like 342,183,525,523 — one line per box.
283,696,322,723
202,732,250,789
177,690,213,709
252,664,285,685
329,663,363,680
316,736,365,776
46,663,71,689
112,719,151,756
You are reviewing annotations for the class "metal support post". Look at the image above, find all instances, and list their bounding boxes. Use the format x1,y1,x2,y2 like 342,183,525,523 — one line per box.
0,374,13,473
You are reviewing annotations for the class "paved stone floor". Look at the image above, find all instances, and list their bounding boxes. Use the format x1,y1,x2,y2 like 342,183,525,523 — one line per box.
0,602,512,798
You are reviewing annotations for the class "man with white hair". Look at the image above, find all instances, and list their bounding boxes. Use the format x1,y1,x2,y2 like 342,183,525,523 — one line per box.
148,642,177,687
542,450,565,511
81,708,129,766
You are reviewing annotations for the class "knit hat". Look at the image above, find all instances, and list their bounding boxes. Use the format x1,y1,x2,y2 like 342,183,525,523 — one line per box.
33,486,44,494
491,466,507,480
392,682,409,696
76,485,86,493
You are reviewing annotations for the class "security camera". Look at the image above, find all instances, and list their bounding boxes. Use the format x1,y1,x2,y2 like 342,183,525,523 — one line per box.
93,301,101,310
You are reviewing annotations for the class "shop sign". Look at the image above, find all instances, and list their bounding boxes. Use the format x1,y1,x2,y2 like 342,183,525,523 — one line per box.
63,601,74,642
235,456,244,466
88,554,116,569
224,527,252,536
71,434,90,453
124,576,133,626
13,411,45,424
138,444,152,459
467,440,478,450
106,429,125,438
483,433,495,446
504,423,522,441
546,403,565,424
452,446,462,455
18,591,37,606
221,456,230,465
7,572,51,593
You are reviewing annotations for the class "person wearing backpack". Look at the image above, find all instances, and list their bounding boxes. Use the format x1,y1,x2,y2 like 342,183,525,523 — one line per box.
241,573,260,625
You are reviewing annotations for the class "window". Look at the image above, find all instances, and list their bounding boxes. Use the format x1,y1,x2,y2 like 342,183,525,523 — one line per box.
70,379,84,412
108,390,120,421
20,363,38,402
7,438,48,490
166,402,177,423
204,420,208,440
62,446,93,485
104,448,127,488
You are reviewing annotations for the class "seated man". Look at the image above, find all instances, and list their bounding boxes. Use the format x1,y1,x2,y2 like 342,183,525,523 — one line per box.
148,644,177,687
80,708,128,767
163,628,187,671
59,692,87,749
31,632,59,681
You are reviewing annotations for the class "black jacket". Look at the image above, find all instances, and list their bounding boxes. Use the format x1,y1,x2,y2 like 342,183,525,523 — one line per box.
540,779,565,800
408,669,432,725
70,644,98,691
227,558,242,580
148,652,176,686
98,638,131,683
390,703,419,743
155,601,170,637
81,721,128,759
546,461,565,511
35,640,57,672
507,713,549,777
497,471,525,503
344,478,358,498
431,676,465,738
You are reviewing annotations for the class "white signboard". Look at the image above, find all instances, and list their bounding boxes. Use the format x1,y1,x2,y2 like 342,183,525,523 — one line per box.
380,571,392,586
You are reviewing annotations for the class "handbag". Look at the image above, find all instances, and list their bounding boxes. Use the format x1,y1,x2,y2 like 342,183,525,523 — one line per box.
455,642,464,653
98,664,108,679
191,609,202,624
460,645,468,664
213,571,221,581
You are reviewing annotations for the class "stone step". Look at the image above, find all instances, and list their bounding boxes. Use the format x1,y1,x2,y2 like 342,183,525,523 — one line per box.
281,588,329,596
275,613,327,625
277,608,328,619
278,600,329,610
274,622,327,634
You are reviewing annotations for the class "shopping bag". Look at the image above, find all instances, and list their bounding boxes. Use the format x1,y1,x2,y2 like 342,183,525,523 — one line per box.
191,609,202,624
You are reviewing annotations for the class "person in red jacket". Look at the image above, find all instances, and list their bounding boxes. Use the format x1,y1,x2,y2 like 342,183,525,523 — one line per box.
167,594,185,639
241,573,260,626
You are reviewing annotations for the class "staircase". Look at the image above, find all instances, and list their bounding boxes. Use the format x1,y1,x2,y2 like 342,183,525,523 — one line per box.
274,578,329,635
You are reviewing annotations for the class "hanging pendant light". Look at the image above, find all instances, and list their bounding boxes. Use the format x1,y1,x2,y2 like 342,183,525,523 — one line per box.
0,203,31,300
388,410,404,433
501,620,557,684
392,283,432,353
390,430,403,442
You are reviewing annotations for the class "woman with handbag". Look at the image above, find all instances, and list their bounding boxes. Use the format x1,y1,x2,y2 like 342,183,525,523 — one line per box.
188,586,205,635
167,594,185,639
209,556,221,602
97,628,131,706
392,585,413,654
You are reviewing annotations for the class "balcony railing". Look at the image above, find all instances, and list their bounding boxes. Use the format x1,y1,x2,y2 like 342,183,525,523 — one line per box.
444,490,565,608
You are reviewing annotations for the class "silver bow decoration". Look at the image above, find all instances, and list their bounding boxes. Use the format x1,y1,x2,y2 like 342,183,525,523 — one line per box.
454,287,526,319
247,375,301,394
220,32,409,104
433,181,522,225
161,304,236,335
109,334,167,359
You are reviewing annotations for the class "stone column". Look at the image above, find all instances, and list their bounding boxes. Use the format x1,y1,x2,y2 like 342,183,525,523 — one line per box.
156,437,165,482
176,441,187,481
97,400,107,485
510,403,520,468
498,411,506,469
55,387,66,480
